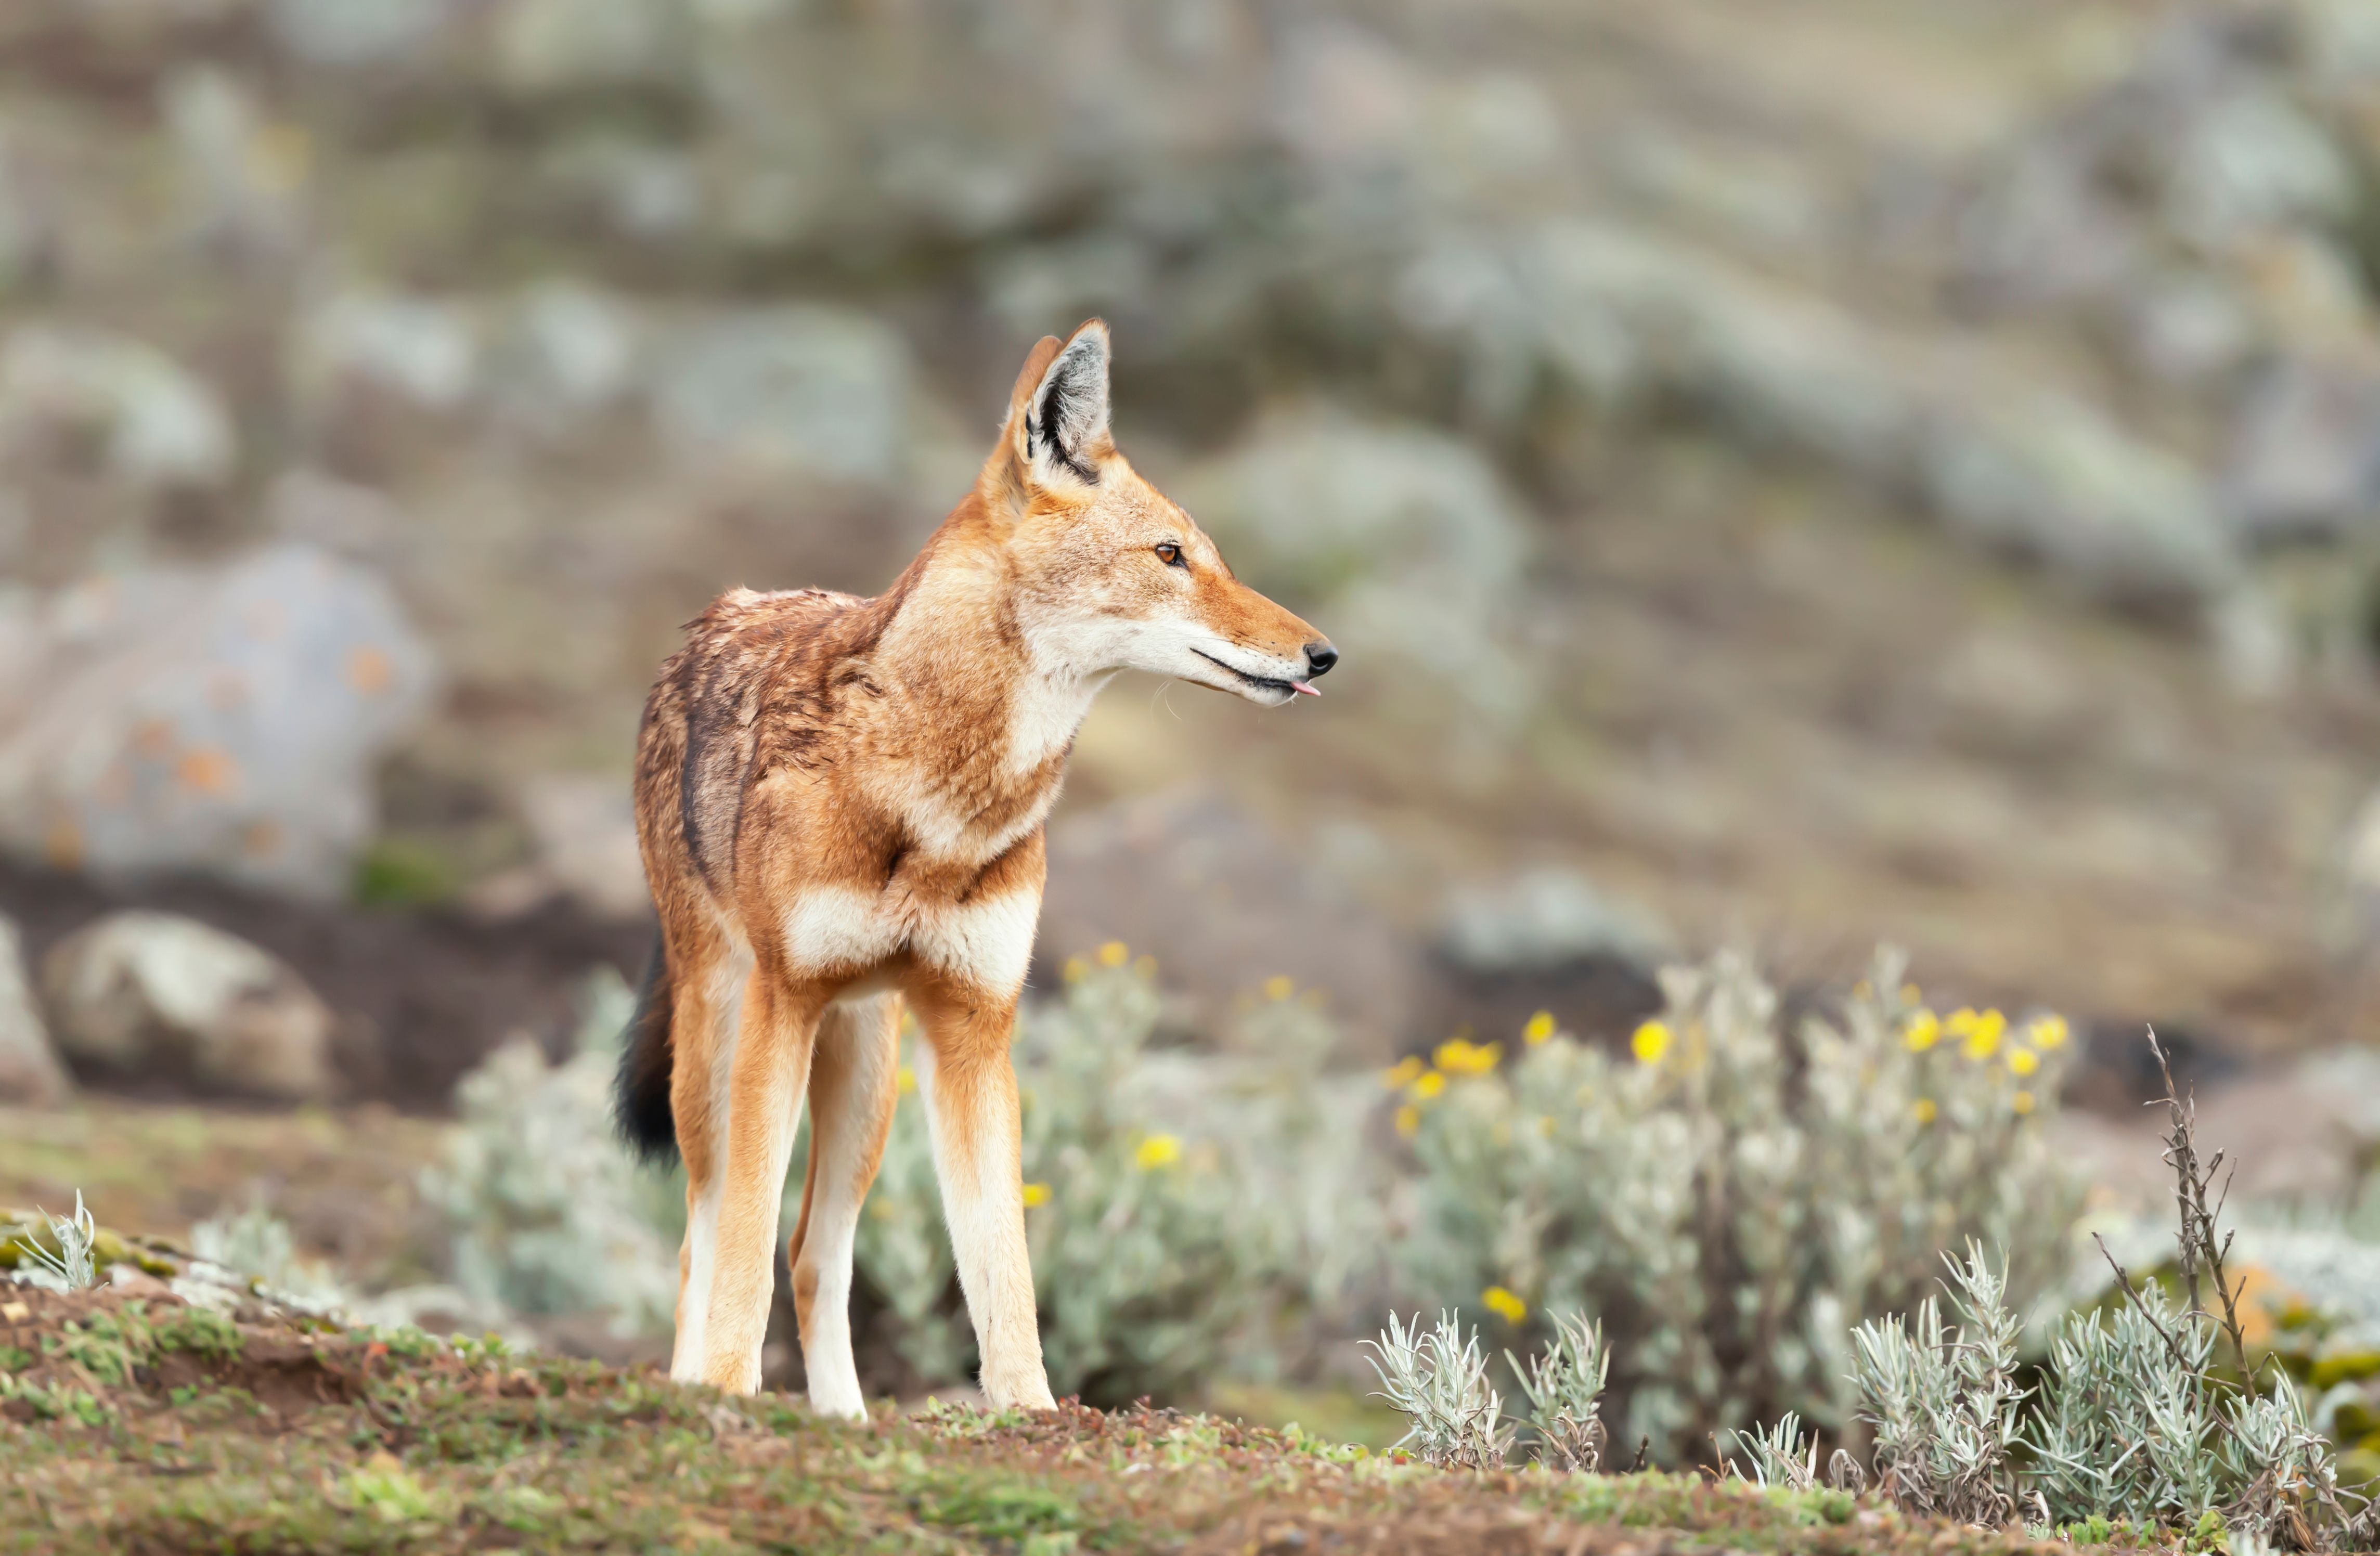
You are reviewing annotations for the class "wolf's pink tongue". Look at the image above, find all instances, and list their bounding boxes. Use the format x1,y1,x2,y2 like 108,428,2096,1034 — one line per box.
1291,681,1321,696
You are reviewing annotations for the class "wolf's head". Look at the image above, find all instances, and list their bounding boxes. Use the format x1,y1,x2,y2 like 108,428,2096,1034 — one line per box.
977,320,1336,708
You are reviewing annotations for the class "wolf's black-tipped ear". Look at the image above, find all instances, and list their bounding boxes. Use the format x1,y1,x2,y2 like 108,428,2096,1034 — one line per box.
1021,320,1110,486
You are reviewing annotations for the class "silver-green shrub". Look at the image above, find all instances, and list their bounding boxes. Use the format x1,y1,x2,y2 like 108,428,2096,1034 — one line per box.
1507,1309,1610,1471
1852,1250,2350,1545
1847,1244,2024,1525
1393,946,2078,1458
1365,1309,1516,1469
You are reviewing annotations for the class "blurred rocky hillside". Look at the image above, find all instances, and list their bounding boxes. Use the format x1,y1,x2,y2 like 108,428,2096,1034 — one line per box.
6,0,2380,1082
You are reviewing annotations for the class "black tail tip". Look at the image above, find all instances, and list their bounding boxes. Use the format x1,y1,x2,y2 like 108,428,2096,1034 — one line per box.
614,940,679,1166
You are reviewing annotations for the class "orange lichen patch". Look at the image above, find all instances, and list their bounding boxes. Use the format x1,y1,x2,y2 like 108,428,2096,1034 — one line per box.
43,817,84,871
130,717,176,758
175,747,239,796
345,645,395,695
240,820,282,858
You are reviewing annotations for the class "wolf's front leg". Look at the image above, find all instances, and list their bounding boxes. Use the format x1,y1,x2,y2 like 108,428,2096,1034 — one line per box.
911,983,1055,1411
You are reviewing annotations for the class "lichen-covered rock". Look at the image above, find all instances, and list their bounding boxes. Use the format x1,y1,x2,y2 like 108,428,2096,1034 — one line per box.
0,915,70,1106
1438,868,1675,976
0,544,435,897
40,911,338,1103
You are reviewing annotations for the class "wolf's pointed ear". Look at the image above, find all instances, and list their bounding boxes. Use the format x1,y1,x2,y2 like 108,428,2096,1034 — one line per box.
1015,320,1111,487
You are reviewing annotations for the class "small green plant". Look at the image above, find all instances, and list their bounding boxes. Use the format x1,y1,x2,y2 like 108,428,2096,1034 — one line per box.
1364,1309,1515,1469
1506,1309,1608,1471
16,1190,100,1292
1728,1410,1819,1492
345,1459,443,1524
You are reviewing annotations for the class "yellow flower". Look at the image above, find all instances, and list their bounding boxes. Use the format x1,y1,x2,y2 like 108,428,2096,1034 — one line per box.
1536,1114,1556,1137
1523,1011,1557,1046
1394,1104,1420,1139
1133,1134,1182,1170
2012,1090,2036,1115
1950,1007,2005,1061
1063,956,1088,984
1482,1286,1528,1325
1021,1182,1052,1208
2030,1013,2069,1051
1912,1097,1938,1125
1098,941,1129,969
1631,1020,1671,1065
1903,1009,1941,1052
896,1064,917,1096
1381,1056,1425,1091
1434,1038,1502,1075
1263,975,1294,1002
1410,1070,1446,1101
2007,1047,2040,1078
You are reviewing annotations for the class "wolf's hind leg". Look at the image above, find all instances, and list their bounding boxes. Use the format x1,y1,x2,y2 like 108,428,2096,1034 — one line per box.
666,916,747,1383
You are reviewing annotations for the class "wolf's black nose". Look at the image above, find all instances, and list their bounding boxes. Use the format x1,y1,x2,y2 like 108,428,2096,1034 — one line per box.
1304,642,1339,677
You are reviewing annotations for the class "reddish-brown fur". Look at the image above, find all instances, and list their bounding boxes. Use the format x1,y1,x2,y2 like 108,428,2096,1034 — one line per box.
622,322,1334,1411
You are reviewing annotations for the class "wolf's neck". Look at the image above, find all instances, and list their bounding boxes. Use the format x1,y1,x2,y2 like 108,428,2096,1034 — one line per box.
871,527,1100,798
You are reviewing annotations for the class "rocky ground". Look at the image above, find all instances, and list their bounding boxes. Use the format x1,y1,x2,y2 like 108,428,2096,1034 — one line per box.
0,1281,2054,1555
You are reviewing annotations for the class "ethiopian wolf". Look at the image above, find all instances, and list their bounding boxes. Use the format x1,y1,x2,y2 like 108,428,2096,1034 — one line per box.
614,320,1337,1415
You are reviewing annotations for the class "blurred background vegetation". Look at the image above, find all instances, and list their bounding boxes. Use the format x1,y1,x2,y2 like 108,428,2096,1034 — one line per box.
8,0,2380,1479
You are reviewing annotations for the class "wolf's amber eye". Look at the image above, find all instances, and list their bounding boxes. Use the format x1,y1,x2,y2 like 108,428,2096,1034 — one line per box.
1154,542,1185,568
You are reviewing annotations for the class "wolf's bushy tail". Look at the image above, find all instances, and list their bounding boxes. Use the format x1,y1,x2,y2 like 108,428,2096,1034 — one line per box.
614,939,678,1164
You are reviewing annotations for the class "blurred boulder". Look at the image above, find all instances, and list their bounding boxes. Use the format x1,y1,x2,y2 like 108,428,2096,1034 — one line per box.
0,915,70,1106
1438,867,1674,976
293,288,480,418
1411,220,2242,608
0,325,234,488
652,306,914,485
517,772,648,919
2163,87,2353,252
2223,357,2380,541
266,0,460,68
41,911,338,1101
1180,408,1531,698
492,0,694,98
162,64,305,261
1040,789,1415,1061
1917,392,2237,607
0,543,436,897
484,281,643,433
0,130,51,290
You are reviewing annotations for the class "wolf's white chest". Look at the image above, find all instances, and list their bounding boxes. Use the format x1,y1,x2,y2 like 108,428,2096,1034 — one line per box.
781,883,1040,997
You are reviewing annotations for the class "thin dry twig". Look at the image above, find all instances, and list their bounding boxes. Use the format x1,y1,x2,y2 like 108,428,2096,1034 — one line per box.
2145,1029,2255,1380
